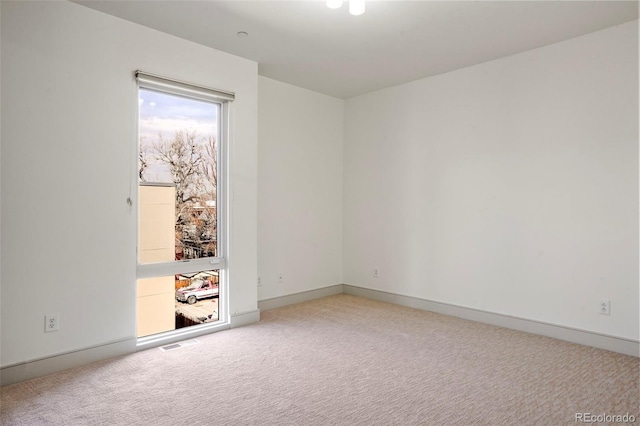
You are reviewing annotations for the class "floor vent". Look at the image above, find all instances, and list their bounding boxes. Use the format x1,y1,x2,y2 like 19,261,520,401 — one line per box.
159,339,201,352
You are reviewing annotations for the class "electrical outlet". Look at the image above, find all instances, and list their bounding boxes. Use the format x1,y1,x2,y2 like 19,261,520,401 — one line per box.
258,277,262,287
598,300,610,315
45,314,59,332
277,273,284,284
373,267,379,278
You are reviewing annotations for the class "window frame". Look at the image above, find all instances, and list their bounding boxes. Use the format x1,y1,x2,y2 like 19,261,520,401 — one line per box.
134,70,232,344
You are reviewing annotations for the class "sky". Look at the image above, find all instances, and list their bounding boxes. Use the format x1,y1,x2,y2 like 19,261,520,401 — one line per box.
139,88,219,183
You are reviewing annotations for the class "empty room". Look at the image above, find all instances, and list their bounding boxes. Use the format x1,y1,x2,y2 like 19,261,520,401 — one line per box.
1,1,638,425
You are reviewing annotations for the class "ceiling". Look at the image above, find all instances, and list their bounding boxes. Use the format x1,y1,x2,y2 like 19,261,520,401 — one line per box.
75,1,638,99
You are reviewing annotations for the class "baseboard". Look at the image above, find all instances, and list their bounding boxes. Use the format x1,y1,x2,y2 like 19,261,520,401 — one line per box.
0,338,137,387
230,309,261,328
343,284,640,357
3,286,635,387
258,284,344,311
1,311,261,387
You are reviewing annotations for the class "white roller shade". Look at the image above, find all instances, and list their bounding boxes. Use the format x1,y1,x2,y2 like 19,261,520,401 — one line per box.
135,70,235,102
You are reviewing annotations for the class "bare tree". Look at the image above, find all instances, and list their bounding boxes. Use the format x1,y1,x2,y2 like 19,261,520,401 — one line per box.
204,135,218,190
141,129,218,260
139,139,150,181
153,131,207,205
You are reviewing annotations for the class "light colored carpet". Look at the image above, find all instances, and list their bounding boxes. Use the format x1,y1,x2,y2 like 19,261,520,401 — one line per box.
1,294,638,425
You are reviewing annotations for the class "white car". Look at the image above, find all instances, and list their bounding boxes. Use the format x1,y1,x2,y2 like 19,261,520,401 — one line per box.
176,279,219,305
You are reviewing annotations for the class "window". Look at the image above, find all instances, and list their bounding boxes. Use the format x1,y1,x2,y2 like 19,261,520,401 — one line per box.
135,71,233,340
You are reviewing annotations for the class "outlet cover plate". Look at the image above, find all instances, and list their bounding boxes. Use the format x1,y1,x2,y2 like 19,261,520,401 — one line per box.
45,314,59,332
599,300,610,315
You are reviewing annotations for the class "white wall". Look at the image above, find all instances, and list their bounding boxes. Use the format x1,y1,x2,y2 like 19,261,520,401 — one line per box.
258,77,343,300
344,21,639,340
1,1,258,368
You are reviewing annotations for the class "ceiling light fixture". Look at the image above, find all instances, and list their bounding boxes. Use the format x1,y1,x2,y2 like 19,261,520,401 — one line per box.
326,0,365,16
349,0,365,16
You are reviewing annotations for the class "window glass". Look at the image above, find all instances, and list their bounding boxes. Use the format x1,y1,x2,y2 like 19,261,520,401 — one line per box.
137,269,220,338
139,89,220,262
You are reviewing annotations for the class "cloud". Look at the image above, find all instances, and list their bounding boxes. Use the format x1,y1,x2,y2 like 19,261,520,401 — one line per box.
139,117,216,143
139,88,218,142
139,88,219,183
